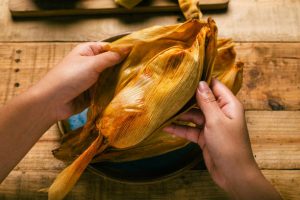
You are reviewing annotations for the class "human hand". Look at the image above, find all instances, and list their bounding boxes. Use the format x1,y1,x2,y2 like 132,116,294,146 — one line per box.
31,42,130,122
164,79,282,200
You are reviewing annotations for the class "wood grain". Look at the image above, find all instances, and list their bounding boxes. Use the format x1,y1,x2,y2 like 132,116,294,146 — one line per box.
0,42,299,110
9,0,229,17
1,0,300,42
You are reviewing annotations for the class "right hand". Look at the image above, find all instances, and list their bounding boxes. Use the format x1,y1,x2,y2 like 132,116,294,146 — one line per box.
164,79,282,200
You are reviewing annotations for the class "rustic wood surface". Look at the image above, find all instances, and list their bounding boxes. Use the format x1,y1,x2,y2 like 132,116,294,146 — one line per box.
9,0,229,17
0,0,300,199
0,0,300,42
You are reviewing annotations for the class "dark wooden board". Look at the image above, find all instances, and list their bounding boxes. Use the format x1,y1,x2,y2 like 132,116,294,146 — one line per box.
9,0,229,17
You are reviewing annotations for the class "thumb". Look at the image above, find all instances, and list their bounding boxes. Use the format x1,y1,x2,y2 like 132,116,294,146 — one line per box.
211,78,244,119
196,81,223,123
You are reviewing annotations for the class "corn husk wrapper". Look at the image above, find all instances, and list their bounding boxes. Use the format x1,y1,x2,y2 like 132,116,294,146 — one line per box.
49,18,243,200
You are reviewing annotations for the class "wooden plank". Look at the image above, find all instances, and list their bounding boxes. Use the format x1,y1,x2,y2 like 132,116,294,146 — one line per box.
0,170,299,200
1,0,300,42
246,111,300,170
9,0,229,17
235,43,300,110
6,111,299,172
0,42,299,110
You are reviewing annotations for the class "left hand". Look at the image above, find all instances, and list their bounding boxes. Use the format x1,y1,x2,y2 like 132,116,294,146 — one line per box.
32,42,130,121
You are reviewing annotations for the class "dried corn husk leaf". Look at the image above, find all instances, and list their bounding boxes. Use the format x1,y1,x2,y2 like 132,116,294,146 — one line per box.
49,136,103,200
178,0,202,20
213,39,243,94
93,127,189,163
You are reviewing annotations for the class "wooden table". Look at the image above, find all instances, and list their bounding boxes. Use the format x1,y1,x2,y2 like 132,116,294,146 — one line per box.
0,0,300,199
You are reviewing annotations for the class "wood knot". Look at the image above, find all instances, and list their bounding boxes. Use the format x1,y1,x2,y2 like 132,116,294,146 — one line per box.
268,99,285,110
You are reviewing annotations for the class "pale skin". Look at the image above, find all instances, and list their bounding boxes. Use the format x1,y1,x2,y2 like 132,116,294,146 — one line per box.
0,43,281,199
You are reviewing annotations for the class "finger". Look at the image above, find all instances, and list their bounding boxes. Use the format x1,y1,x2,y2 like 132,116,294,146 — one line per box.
211,78,244,119
91,51,123,73
163,124,205,148
88,43,109,56
177,108,204,125
196,81,223,123
72,42,109,56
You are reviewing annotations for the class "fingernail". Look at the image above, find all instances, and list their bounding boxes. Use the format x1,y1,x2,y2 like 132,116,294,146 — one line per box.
197,81,215,102
198,81,209,93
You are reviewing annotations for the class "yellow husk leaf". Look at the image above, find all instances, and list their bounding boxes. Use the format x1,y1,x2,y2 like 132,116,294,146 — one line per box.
213,38,243,94
49,137,102,200
178,0,202,20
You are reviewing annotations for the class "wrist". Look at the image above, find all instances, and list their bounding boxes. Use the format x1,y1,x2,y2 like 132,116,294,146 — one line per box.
225,164,270,200
220,159,259,194
26,84,57,125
